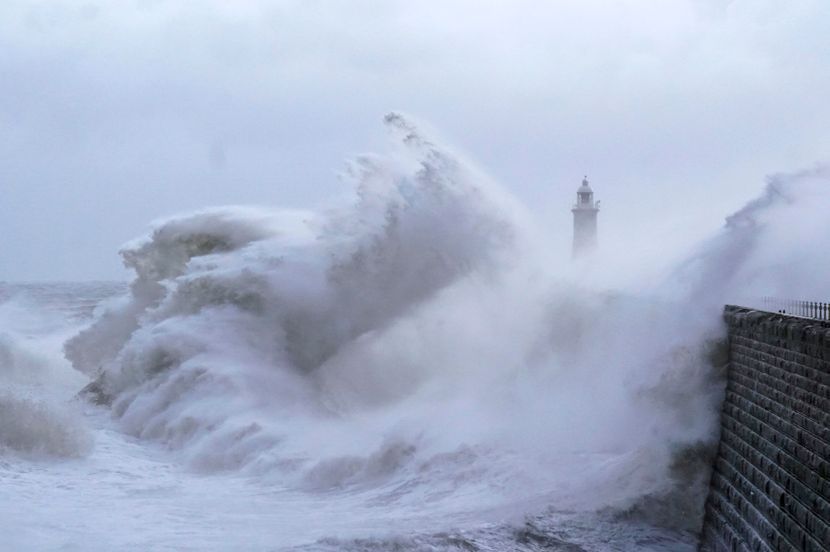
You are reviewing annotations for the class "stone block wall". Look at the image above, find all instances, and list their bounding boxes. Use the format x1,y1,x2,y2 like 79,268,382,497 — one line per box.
699,306,830,551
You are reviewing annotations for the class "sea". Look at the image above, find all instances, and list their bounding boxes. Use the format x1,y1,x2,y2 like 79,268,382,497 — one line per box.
2,115,826,551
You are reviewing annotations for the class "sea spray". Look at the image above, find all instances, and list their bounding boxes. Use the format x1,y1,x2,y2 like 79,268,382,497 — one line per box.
61,117,830,546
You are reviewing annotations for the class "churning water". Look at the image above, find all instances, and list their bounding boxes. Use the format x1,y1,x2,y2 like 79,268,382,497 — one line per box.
2,115,828,551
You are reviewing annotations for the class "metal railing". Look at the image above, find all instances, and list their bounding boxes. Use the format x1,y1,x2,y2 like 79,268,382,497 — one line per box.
760,297,830,321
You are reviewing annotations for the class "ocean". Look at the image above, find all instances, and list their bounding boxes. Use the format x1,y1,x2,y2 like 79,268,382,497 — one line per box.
2,115,827,551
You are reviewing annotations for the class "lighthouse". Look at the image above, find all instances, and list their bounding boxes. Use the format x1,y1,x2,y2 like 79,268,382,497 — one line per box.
571,176,599,258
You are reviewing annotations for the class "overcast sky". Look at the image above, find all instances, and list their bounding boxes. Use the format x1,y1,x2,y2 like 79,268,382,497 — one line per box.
1,0,828,281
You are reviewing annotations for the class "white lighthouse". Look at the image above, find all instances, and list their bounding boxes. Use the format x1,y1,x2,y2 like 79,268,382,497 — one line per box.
571,176,599,258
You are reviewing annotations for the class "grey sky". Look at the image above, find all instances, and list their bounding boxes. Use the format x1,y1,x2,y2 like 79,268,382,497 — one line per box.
1,0,828,281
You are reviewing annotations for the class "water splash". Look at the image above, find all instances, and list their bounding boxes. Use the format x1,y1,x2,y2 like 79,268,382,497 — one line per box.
56,115,830,548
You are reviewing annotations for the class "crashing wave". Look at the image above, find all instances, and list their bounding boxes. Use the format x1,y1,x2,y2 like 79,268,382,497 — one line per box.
0,394,91,457
62,114,830,538
0,303,92,458
65,113,524,474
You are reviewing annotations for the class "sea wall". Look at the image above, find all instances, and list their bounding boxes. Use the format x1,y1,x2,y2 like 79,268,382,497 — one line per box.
699,306,830,551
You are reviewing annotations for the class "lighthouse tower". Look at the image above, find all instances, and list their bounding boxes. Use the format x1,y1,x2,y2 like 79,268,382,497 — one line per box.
571,176,599,258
